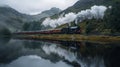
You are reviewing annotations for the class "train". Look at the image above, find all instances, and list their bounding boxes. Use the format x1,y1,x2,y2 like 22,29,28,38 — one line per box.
14,26,81,35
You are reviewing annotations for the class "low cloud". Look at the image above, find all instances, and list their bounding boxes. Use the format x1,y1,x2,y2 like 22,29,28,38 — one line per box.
0,0,78,15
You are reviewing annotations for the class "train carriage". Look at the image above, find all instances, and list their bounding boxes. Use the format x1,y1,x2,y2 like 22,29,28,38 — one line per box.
14,26,81,35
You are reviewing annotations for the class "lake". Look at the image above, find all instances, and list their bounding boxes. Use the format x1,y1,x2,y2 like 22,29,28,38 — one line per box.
0,37,120,67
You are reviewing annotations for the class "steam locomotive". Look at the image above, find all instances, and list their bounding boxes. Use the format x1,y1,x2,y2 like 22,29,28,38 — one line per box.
61,26,81,34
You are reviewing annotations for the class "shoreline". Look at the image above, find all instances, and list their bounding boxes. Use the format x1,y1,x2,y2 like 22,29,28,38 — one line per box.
14,34,120,43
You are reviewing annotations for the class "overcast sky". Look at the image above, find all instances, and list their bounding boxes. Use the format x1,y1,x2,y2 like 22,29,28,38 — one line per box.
0,0,78,15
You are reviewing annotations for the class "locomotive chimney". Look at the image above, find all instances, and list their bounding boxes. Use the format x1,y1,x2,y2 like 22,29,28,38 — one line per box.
73,19,77,26
69,23,71,26
75,19,78,25
67,23,71,28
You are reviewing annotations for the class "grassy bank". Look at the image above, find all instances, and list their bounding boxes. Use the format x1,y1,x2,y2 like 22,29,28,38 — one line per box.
19,34,120,43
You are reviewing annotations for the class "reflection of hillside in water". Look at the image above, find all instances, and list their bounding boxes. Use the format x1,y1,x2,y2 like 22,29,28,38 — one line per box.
0,37,10,45
0,39,120,67
42,42,106,67
2,55,71,67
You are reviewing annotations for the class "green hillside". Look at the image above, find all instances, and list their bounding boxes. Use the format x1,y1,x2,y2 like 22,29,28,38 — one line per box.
50,0,113,19
62,0,112,13
55,0,120,35
24,0,120,35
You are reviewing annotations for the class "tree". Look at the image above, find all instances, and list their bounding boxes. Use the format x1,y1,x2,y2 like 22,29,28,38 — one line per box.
22,22,30,31
105,1,120,32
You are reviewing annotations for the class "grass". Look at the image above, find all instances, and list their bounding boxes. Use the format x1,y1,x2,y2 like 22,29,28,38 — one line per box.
20,34,120,43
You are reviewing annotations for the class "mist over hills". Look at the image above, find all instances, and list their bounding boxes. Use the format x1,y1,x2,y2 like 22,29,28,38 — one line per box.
42,0,120,34
0,6,61,32
0,6,26,32
32,7,61,20
0,0,119,34
0,0,112,32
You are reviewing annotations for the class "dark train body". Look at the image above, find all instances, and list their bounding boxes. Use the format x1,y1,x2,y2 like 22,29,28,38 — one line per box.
14,26,81,35
61,26,81,34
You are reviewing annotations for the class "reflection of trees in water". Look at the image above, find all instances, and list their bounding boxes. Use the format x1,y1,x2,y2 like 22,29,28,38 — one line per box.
0,39,24,63
78,42,120,67
23,41,43,49
0,40,62,64
0,37,10,45
41,41,120,67
42,42,106,67
0,39,120,67
104,46,120,67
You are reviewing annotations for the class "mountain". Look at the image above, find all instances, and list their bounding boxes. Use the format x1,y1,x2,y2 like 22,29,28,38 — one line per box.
0,6,28,32
61,0,113,14
22,7,61,31
50,0,113,19
50,0,119,34
0,6,61,32
32,7,61,20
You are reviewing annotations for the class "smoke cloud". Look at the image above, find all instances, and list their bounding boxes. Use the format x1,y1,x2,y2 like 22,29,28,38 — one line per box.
42,5,107,28
77,5,107,20
42,13,77,27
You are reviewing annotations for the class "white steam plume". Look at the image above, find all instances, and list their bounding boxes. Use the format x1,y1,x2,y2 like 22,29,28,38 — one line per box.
77,5,107,22
42,12,77,28
42,5,107,28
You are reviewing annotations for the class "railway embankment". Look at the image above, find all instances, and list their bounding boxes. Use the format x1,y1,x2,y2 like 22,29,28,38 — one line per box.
14,34,120,43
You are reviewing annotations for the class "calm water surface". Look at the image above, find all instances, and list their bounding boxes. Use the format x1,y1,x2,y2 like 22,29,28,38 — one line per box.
0,37,120,67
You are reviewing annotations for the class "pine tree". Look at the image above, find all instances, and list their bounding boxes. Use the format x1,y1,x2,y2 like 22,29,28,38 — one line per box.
105,1,120,33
